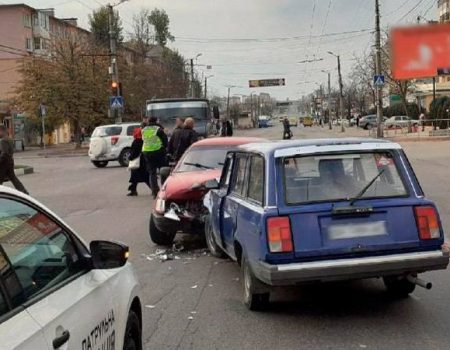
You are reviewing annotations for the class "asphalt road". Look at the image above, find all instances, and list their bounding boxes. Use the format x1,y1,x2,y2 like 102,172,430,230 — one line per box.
12,125,450,349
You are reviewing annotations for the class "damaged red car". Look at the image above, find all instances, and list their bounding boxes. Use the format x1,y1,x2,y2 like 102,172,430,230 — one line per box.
150,137,266,245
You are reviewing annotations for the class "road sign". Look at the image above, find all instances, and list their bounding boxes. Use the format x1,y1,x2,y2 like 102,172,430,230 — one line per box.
373,75,385,86
109,96,124,109
249,78,285,88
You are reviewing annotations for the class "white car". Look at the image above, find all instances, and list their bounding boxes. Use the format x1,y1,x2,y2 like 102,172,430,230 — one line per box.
385,116,419,129
0,186,142,350
89,122,141,168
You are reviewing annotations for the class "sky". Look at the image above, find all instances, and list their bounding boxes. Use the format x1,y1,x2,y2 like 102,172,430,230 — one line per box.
0,0,439,100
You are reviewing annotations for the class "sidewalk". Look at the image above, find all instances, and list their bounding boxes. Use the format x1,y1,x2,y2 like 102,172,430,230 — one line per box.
15,143,88,159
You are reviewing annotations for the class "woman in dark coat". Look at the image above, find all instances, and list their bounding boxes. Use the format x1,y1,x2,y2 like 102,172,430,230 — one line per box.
127,128,151,196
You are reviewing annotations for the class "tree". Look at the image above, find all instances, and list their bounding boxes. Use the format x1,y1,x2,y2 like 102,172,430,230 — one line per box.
130,9,153,61
89,6,123,47
17,33,110,148
148,8,174,47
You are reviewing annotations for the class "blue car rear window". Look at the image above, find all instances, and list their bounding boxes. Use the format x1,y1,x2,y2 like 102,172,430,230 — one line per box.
283,152,407,204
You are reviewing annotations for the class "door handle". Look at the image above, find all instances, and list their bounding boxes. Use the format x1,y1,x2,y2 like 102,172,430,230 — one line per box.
53,330,70,349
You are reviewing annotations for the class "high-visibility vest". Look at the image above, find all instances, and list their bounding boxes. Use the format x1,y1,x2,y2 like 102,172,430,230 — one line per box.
142,126,162,152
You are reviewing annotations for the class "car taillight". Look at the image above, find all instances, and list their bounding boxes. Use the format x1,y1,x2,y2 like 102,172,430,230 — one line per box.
267,217,293,253
111,136,119,145
415,206,440,240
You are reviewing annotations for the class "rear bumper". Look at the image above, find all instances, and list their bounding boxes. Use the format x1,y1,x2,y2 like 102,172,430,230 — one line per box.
252,250,449,286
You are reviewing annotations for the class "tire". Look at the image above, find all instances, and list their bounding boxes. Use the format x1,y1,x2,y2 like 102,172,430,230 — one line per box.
92,160,108,168
241,255,270,311
383,276,416,298
119,148,132,167
366,124,373,130
123,311,142,350
205,216,226,258
149,214,176,245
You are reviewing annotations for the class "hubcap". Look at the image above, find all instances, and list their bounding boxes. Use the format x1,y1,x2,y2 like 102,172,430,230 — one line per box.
243,263,251,302
206,224,217,254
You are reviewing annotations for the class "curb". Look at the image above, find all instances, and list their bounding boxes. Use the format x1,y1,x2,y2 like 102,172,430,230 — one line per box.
14,165,34,176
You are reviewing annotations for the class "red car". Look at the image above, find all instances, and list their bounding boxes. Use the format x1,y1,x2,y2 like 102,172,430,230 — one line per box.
150,137,266,245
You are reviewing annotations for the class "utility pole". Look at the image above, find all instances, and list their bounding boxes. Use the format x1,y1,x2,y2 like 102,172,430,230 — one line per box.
190,59,195,98
108,3,121,123
337,55,345,132
375,0,383,138
327,72,332,130
226,87,231,120
204,76,207,99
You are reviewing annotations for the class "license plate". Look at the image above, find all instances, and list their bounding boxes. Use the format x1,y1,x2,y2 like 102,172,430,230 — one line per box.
328,221,387,240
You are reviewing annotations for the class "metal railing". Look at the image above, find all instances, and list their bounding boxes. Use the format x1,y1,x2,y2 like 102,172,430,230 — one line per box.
368,119,450,138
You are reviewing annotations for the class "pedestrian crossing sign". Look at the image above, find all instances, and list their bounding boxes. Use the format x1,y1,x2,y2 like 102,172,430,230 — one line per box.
373,75,385,87
109,96,124,109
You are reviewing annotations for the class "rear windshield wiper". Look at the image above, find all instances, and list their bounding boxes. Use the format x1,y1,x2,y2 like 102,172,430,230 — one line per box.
183,162,214,169
348,169,385,206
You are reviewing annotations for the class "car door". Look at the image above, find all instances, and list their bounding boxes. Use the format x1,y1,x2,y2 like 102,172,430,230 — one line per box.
210,153,234,248
0,277,49,349
220,154,249,254
0,195,116,350
233,155,266,263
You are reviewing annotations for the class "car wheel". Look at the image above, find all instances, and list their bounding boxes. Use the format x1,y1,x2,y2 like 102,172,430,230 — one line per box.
241,255,270,311
119,148,132,167
92,161,108,168
123,310,142,350
366,124,373,130
149,214,176,245
383,276,416,298
205,216,226,258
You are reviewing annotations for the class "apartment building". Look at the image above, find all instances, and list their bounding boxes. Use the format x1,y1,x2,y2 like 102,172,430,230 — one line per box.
438,0,450,22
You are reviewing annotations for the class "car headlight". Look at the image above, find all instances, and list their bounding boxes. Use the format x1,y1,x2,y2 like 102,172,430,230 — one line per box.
155,198,165,213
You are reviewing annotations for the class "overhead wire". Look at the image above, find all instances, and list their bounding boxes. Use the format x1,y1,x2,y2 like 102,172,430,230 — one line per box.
397,0,427,22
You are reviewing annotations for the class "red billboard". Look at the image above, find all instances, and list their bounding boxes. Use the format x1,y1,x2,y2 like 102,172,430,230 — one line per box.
391,24,450,80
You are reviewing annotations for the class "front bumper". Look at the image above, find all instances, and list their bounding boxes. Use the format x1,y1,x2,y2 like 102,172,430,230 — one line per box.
152,211,204,234
252,250,449,286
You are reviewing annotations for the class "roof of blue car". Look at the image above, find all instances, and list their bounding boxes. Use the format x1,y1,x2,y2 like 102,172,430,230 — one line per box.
238,137,401,155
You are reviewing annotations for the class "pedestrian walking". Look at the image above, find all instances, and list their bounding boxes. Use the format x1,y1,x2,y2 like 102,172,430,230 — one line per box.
142,117,168,199
127,127,151,196
167,117,184,161
419,112,425,132
283,117,292,140
174,117,198,161
0,125,28,194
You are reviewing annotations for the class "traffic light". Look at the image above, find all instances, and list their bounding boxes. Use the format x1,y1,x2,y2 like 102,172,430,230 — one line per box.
111,81,119,96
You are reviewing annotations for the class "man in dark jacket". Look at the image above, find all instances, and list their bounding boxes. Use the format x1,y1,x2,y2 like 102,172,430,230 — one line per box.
167,117,184,161
174,117,198,161
142,117,168,198
283,117,292,139
0,125,28,194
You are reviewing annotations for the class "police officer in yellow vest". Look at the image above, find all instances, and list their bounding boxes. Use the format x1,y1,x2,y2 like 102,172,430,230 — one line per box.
142,117,168,198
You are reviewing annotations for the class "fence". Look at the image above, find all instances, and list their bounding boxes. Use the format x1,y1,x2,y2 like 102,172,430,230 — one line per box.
369,119,450,138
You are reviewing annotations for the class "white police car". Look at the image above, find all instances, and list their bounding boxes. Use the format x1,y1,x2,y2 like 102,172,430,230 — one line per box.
0,186,142,349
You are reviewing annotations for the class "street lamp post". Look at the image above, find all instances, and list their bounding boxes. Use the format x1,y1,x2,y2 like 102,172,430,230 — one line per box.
250,92,259,127
190,53,202,98
322,70,332,130
328,51,345,132
204,75,214,99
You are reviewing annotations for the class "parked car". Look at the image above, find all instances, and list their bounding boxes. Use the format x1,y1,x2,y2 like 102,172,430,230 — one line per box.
258,115,270,128
0,186,142,349
150,137,267,245
289,116,298,127
89,122,140,168
204,138,449,310
385,116,419,129
301,116,313,127
359,115,389,130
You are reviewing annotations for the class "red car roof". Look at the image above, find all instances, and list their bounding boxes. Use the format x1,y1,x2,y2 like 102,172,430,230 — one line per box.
191,137,267,147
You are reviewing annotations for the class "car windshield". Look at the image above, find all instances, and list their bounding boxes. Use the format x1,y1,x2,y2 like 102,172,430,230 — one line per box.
176,147,229,173
146,102,208,131
92,126,122,137
283,152,407,204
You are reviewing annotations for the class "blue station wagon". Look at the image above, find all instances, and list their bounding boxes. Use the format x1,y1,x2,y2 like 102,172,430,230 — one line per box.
203,138,449,310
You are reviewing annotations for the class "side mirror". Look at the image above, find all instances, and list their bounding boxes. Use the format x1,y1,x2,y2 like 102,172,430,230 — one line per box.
90,240,129,269
204,179,219,190
160,166,172,185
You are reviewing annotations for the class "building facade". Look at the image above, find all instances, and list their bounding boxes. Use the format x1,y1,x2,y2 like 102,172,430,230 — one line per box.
438,0,450,22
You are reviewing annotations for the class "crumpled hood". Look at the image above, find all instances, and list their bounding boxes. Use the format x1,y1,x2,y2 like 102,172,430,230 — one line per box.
161,169,221,200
